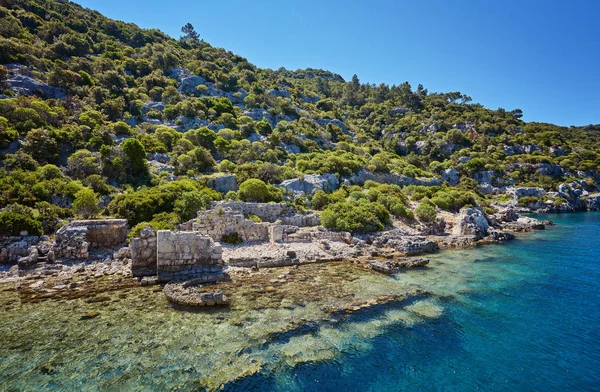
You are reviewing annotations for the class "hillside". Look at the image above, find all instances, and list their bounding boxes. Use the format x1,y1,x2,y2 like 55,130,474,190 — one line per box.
1,0,599,237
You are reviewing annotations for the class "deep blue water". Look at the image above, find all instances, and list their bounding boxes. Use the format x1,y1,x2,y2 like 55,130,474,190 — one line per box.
234,213,600,391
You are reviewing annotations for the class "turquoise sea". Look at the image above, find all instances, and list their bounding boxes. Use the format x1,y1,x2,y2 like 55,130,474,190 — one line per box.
1,212,599,391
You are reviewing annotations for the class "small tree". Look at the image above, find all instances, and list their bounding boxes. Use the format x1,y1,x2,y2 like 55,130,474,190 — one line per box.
181,23,199,42
174,191,212,221
73,189,100,219
122,138,147,173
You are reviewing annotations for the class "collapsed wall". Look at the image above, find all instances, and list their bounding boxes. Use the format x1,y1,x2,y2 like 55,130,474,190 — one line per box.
184,207,270,242
210,201,294,223
54,219,128,259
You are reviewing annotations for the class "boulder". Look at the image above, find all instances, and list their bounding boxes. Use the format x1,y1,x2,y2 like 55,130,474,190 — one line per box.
442,168,460,186
142,101,165,112
349,170,442,187
6,74,66,99
267,88,291,98
278,174,339,197
512,187,546,199
166,68,191,82
208,175,238,193
586,194,600,210
453,207,489,238
178,75,207,95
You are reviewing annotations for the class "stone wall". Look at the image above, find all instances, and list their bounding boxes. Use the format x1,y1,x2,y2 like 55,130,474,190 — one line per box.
64,219,128,250
183,208,270,242
156,231,222,279
130,228,157,277
0,236,40,265
280,213,320,227
211,201,294,223
267,225,351,243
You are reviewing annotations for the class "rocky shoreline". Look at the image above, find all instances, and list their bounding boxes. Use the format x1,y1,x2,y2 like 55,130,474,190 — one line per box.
0,204,553,309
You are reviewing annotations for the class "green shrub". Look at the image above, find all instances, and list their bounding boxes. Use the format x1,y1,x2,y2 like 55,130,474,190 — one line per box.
127,212,180,242
390,202,414,220
311,190,330,210
0,211,42,236
415,199,437,223
246,214,262,223
238,179,283,202
221,232,243,245
320,201,389,233
109,180,219,225
174,190,213,221
72,188,100,219
517,196,539,207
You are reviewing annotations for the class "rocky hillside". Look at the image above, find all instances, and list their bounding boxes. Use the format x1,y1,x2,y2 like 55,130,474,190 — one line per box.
0,0,599,236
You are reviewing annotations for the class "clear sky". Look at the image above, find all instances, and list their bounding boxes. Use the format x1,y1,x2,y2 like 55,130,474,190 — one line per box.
75,0,600,126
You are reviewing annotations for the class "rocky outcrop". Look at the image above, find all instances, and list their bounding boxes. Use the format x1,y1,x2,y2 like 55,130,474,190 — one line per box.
371,231,439,256
164,278,228,307
207,175,238,193
178,75,207,94
349,170,442,187
6,74,66,99
442,168,460,186
0,236,41,265
369,258,429,274
452,207,489,238
586,194,600,210
511,187,546,199
279,174,340,197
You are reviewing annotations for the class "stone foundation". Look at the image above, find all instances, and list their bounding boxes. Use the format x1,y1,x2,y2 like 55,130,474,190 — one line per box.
156,231,223,280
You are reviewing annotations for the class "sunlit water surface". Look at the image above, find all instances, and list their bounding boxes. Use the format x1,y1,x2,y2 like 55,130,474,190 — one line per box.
1,213,599,391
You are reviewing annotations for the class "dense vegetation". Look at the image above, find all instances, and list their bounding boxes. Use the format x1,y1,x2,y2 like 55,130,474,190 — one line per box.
1,0,599,235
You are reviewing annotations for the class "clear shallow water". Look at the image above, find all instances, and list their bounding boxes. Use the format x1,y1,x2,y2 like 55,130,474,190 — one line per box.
1,213,599,391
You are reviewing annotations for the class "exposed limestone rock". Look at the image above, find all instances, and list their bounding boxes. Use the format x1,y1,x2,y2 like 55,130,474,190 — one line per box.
178,75,207,94
279,174,340,197
0,235,41,264
511,187,546,199
442,168,460,186
207,175,238,193
349,170,442,187
371,231,439,256
452,207,490,238
6,74,66,99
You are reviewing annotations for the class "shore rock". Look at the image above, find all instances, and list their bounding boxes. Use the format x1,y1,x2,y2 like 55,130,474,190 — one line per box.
453,207,489,238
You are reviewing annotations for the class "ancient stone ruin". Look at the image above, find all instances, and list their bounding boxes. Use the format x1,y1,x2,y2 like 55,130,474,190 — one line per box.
54,219,128,259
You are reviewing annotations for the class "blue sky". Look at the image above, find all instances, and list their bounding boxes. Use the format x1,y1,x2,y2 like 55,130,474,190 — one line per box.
75,0,600,126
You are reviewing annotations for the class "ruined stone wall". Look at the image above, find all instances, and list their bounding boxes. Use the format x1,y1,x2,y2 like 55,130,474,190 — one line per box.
268,225,351,243
280,213,320,227
211,201,294,223
0,236,40,264
156,231,222,279
187,208,270,242
130,228,157,277
60,219,128,250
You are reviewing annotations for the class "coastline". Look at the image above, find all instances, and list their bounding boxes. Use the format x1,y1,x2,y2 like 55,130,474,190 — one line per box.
0,210,566,390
